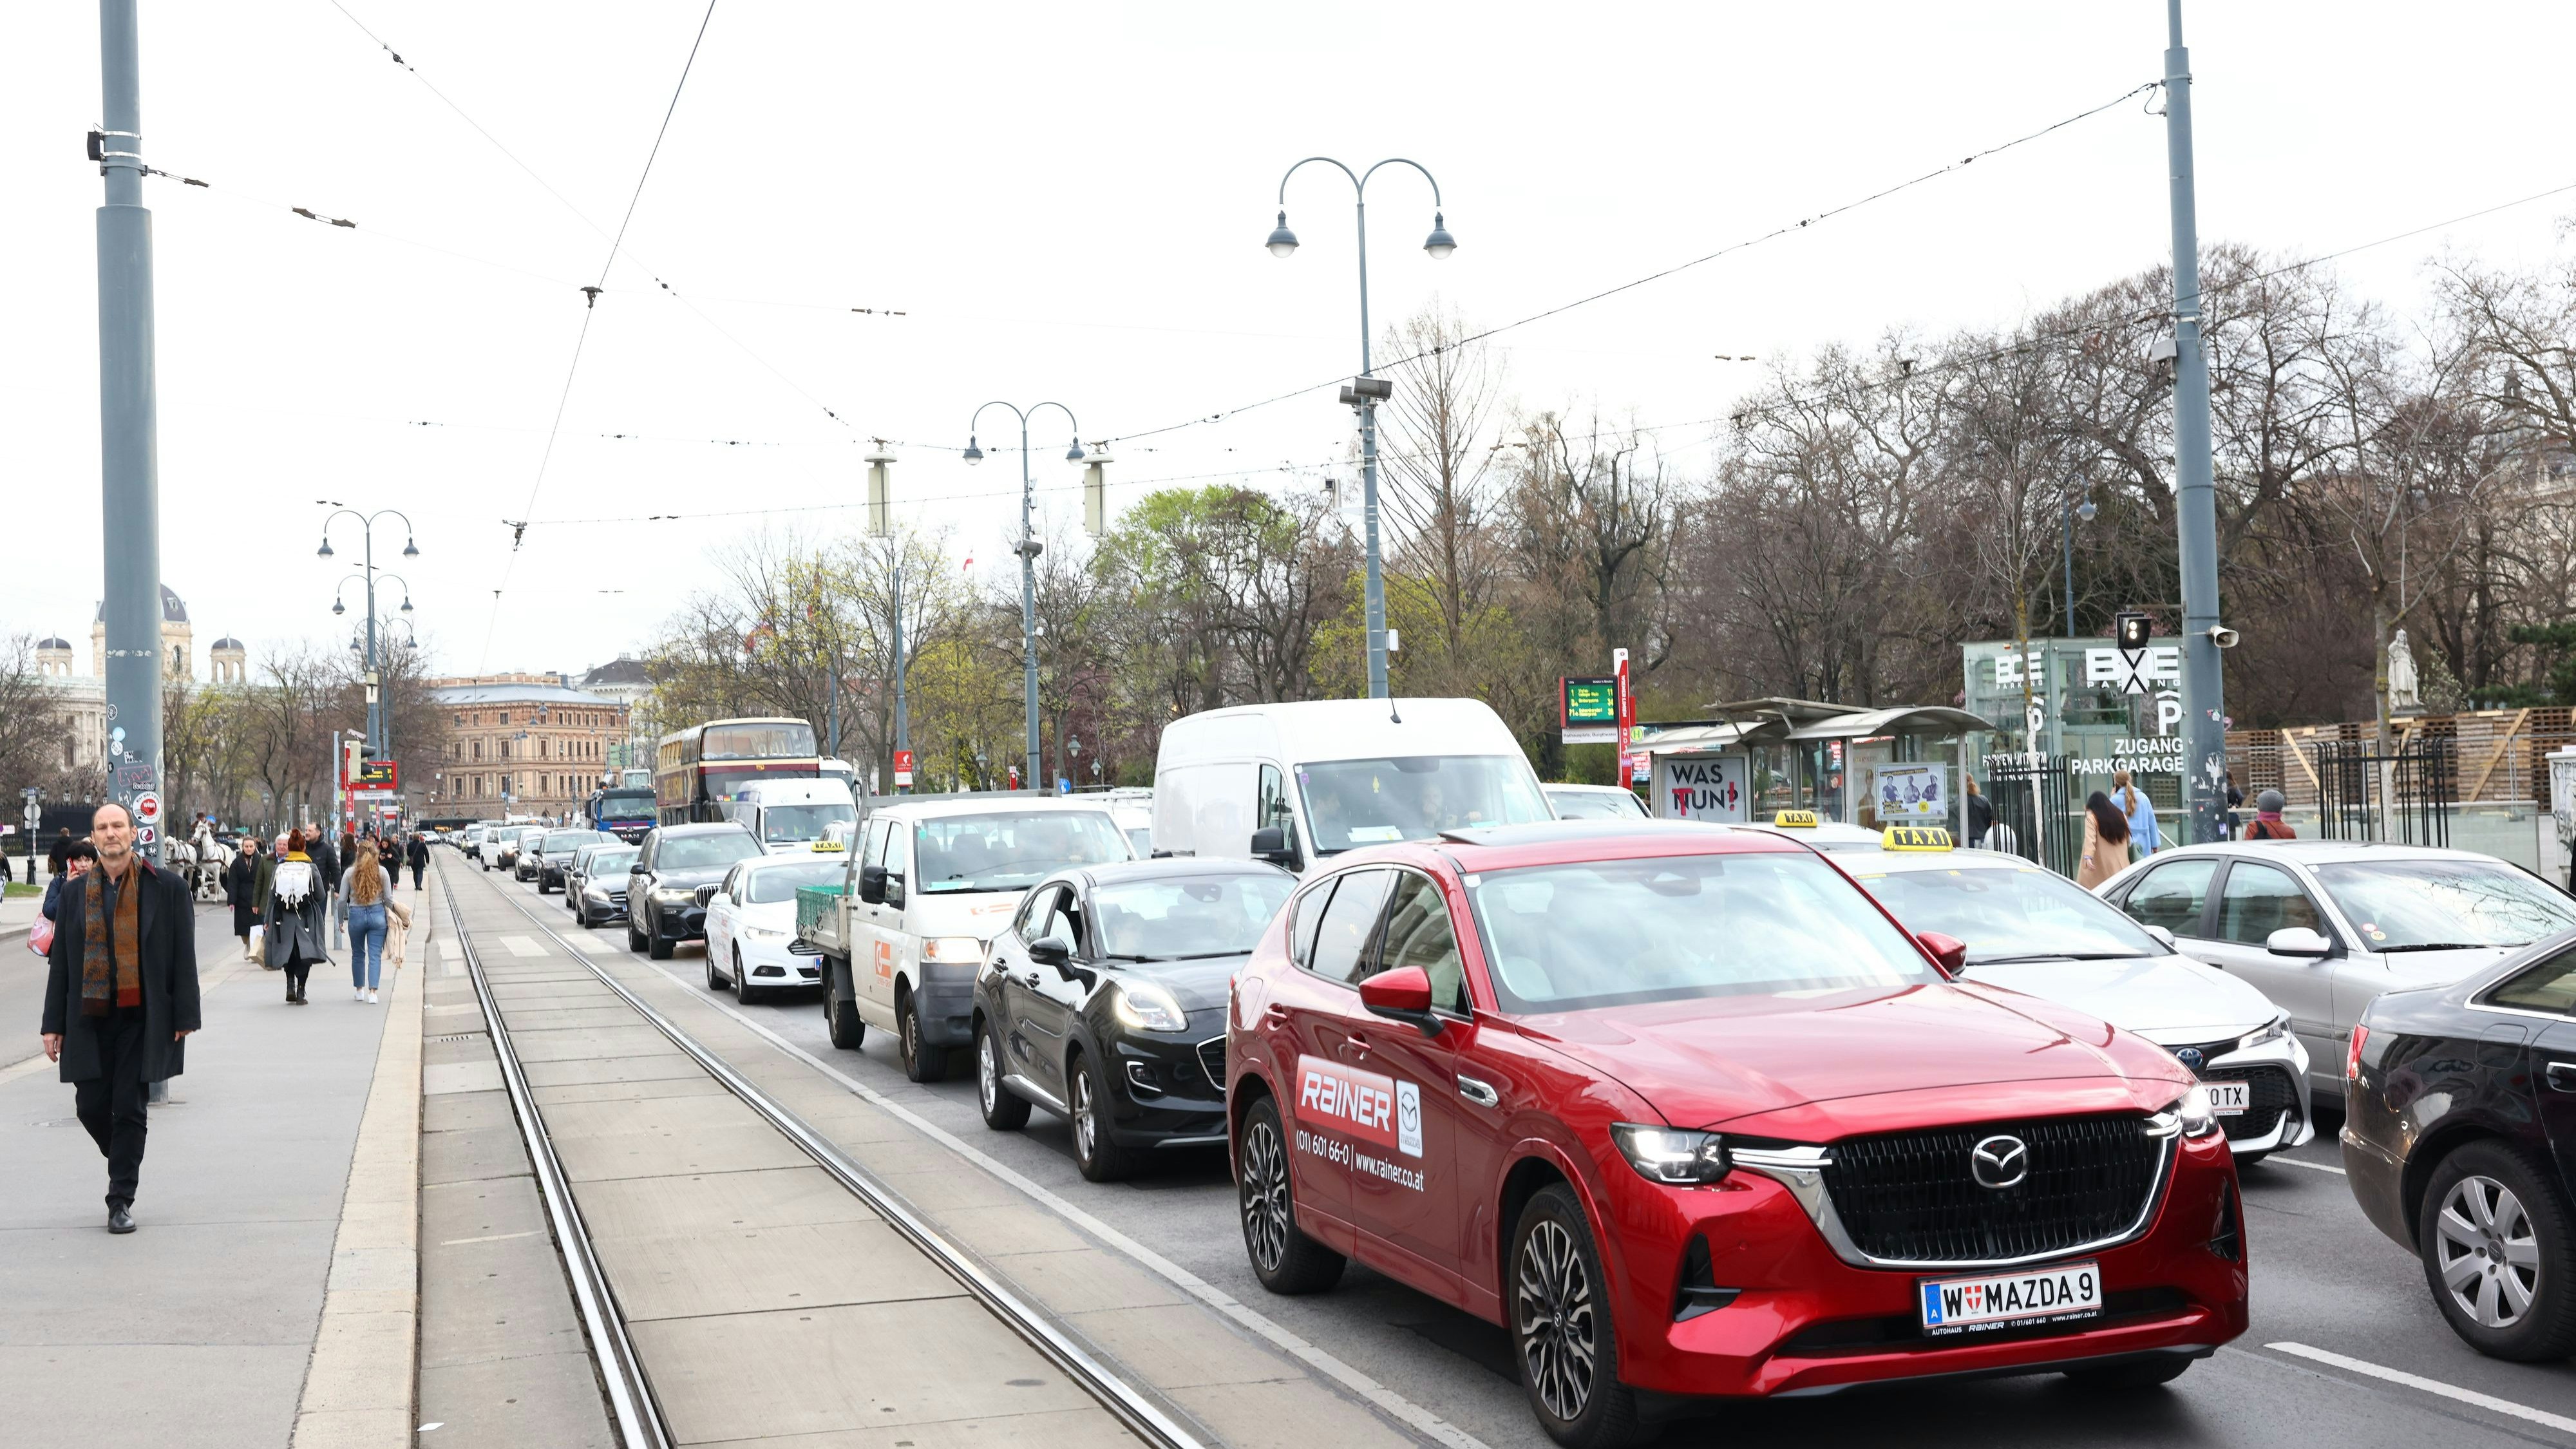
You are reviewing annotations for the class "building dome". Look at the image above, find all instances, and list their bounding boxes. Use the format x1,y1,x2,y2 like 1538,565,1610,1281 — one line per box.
38,636,72,650
212,636,245,650
92,585,188,625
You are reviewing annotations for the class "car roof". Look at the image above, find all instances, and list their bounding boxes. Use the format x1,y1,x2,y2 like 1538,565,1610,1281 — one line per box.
871,797,1122,822
1825,845,2043,874
1072,857,1294,888
652,821,755,837
1544,783,1635,796
2133,839,2494,866
1421,820,1803,871
734,850,846,871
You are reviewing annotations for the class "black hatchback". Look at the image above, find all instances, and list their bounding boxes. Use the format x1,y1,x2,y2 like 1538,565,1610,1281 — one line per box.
2345,929,2576,1361
971,858,1296,1182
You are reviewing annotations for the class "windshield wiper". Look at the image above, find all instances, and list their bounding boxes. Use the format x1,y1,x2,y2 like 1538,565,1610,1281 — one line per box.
2378,942,2510,953
1169,951,1249,961
1967,951,2139,965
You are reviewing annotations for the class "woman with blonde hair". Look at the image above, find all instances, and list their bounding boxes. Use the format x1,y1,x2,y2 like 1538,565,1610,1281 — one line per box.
341,839,397,1003
2111,768,2162,856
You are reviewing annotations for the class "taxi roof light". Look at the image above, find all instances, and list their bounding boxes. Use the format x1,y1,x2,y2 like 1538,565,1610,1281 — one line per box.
1880,824,1953,851
1771,810,1819,829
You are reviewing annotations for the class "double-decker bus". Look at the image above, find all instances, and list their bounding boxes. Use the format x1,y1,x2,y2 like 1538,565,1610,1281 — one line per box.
654,717,822,826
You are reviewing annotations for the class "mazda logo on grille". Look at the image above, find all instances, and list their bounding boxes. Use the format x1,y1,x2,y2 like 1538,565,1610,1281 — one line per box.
2174,1046,2206,1073
1970,1134,2030,1190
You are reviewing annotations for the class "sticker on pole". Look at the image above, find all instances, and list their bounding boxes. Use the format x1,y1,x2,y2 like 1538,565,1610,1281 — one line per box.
132,791,161,829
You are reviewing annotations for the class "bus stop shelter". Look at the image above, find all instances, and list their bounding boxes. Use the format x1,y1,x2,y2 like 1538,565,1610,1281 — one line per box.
1632,697,1992,835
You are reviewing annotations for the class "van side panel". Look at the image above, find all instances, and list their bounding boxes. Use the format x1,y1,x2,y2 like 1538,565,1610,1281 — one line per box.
1155,762,1251,857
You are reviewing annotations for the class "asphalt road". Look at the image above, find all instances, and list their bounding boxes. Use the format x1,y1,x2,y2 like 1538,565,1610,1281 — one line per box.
475,856,2576,1449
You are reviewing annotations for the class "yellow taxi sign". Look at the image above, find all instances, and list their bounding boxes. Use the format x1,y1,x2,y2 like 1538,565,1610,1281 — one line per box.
809,838,846,853
1771,810,1821,829
1881,824,1953,852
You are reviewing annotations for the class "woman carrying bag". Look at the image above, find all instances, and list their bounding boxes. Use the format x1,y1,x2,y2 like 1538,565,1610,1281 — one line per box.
261,829,332,1004
226,838,263,961
341,840,397,1004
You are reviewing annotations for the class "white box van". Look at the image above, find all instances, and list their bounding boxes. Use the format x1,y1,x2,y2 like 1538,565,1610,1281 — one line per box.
1150,698,1551,876
724,777,860,854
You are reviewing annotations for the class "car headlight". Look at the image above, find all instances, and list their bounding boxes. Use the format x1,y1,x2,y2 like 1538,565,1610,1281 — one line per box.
741,925,787,941
1609,1123,1732,1185
2175,1084,2222,1139
921,936,985,965
654,887,694,904
1110,979,1190,1034
2237,1012,2291,1052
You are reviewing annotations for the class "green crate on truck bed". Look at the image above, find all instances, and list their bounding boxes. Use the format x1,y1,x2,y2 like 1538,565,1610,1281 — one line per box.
795,883,846,939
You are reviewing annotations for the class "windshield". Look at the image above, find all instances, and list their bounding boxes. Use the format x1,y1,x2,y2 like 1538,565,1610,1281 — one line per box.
545,831,605,853
597,791,656,820
746,860,847,904
914,811,1132,893
1464,851,1937,1012
1298,755,1551,855
655,831,764,869
1548,787,1646,820
758,804,857,843
1092,874,1295,961
1850,864,2165,963
2311,860,2576,951
586,849,638,877
704,722,817,759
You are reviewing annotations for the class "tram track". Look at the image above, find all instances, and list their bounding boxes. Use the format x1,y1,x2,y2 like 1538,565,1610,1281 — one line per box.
435,853,1207,1449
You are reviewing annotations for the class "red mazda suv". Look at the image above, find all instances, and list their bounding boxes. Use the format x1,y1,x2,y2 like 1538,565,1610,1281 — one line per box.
1225,822,2246,1446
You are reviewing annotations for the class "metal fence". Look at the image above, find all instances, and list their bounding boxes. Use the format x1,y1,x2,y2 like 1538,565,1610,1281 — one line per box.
1979,752,2080,878
2309,737,2456,848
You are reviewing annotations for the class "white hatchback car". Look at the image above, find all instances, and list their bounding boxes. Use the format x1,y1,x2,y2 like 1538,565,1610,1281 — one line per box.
704,851,849,1004
1841,830,2316,1163
2097,839,2576,1103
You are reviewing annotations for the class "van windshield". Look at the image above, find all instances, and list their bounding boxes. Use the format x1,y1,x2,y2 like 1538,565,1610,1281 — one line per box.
1297,755,1550,855
757,804,856,843
914,811,1132,893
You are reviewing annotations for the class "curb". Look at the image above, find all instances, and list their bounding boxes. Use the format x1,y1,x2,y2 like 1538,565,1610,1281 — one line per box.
289,880,427,1448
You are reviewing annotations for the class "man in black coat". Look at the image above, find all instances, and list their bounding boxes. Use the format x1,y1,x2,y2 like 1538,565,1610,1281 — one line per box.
405,831,430,890
41,802,202,1233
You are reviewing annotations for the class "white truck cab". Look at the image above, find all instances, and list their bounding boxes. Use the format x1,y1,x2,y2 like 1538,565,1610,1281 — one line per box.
805,796,1132,1081
1150,697,1551,876
724,777,860,854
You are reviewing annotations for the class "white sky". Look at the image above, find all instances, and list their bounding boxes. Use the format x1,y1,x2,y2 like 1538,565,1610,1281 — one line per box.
5,1,2571,680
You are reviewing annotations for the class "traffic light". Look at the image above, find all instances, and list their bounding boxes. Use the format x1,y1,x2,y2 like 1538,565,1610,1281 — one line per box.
2114,610,2153,652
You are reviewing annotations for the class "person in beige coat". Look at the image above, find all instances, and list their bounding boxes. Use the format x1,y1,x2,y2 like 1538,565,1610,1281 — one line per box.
2075,790,2134,891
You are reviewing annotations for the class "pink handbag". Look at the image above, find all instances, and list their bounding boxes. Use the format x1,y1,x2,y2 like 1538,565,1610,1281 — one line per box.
28,914,53,956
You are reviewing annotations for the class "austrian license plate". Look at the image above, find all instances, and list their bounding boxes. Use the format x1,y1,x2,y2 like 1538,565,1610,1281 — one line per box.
2204,1079,2250,1116
1918,1260,2102,1336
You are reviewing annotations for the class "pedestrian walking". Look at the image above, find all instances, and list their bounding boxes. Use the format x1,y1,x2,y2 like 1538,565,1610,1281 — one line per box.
225,837,263,959
2111,770,2161,855
1964,774,1993,849
262,828,331,1004
307,829,341,951
405,831,429,891
38,802,201,1233
2244,788,2297,840
342,840,396,1004
2224,772,2246,840
41,838,99,923
2075,790,2134,890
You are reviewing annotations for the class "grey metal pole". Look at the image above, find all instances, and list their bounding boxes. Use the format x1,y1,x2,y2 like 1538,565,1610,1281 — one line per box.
2164,0,2228,844
892,562,908,795
2061,498,2076,640
96,0,164,860
1018,416,1040,791
364,530,381,757
1355,193,1388,701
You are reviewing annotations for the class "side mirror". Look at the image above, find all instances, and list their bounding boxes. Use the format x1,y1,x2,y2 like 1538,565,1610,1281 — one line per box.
2267,926,2333,959
1028,936,1073,970
692,883,718,908
1915,930,1968,974
858,865,887,905
1250,825,1300,870
1359,965,1443,1037
2143,924,2177,949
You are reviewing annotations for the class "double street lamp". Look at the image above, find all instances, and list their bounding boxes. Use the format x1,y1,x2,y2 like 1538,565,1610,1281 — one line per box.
964,401,1083,792
317,509,418,759
1267,156,1455,699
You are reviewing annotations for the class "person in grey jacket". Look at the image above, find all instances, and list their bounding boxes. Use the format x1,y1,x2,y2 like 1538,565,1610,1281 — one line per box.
261,828,332,1004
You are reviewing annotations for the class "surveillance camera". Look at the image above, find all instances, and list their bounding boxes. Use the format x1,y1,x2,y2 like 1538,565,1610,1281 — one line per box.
2206,624,2240,649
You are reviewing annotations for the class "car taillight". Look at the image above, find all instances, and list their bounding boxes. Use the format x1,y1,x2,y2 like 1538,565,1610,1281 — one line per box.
2346,1023,2368,1083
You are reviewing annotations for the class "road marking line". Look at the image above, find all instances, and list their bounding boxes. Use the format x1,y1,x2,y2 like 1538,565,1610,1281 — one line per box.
2264,1155,2347,1176
439,1229,540,1246
2268,1342,2576,1434
495,934,545,958
621,951,1493,1449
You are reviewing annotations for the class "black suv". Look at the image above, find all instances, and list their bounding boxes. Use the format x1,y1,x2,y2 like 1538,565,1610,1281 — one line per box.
626,822,764,960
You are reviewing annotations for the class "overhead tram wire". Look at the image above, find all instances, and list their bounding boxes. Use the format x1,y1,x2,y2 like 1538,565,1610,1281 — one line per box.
477,0,719,672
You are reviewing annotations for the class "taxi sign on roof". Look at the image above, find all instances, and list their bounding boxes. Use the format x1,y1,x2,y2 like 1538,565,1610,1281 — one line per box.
1771,810,1820,828
810,838,846,852
1880,824,1953,851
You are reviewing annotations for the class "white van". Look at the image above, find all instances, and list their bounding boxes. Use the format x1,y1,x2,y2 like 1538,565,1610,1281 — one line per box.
724,777,860,854
1150,698,1551,876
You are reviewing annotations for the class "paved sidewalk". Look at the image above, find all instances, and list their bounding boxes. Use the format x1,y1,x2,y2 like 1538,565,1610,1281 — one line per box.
0,876,433,1449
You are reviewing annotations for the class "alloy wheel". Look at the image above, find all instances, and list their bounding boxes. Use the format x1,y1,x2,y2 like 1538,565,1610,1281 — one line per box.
1074,1068,1098,1162
980,1032,999,1113
1240,1118,1291,1271
2437,1174,2543,1328
1517,1218,1598,1423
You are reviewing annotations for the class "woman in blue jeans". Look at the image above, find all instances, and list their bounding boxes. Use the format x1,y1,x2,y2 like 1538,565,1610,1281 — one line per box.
340,840,398,1003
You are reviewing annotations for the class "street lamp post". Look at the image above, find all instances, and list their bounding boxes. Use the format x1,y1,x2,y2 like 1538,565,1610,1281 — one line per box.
318,509,419,759
2061,489,2096,639
963,401,1083,792
1267,156,1456,699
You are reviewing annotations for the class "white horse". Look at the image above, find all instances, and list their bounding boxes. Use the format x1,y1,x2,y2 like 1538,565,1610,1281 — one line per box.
167,829,236,902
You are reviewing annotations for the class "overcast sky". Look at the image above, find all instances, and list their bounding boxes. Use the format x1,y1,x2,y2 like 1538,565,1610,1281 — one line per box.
6,2,2571,682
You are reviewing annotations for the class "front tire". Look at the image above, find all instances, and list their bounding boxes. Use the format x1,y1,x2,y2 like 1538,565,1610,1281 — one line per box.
824,965,865,1050
647,909,674,960
899,986,947,1082
1070,1048,1133,1182
705,948,728,992
1511,1184,1645,1449
2419,1140,2576,1360
978,1020,1030,1130
627,918,646,953
1236,1095,1343,1295
733,947,762,1005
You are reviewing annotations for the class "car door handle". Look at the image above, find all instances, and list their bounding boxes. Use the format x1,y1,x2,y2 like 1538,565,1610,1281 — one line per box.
2548,1063,2576,1094
1023,971,1043,989
1456,1074,1500,1108
1343,1034,1372,1060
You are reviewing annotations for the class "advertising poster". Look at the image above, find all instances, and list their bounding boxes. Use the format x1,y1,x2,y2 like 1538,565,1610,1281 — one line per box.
1657,755,1748,822
1873,763,1946,822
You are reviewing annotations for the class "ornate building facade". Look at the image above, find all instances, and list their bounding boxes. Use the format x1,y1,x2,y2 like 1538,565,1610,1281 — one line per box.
429,674,631,820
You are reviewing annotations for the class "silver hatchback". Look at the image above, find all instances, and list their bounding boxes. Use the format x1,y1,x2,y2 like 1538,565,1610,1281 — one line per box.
2096,840,2576,1101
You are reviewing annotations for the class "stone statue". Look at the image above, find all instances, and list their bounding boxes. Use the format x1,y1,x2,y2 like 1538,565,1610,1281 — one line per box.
2387,628,2422,712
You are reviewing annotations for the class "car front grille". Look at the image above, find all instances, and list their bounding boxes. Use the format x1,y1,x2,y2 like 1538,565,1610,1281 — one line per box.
1818,1114,2164,1264
2204,1065,2298,1142
1196,1037,1227,1093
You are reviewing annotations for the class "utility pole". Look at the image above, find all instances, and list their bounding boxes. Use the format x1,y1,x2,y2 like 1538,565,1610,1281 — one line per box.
891,563,909,795
2163,0,2229,843
95,0,165,860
